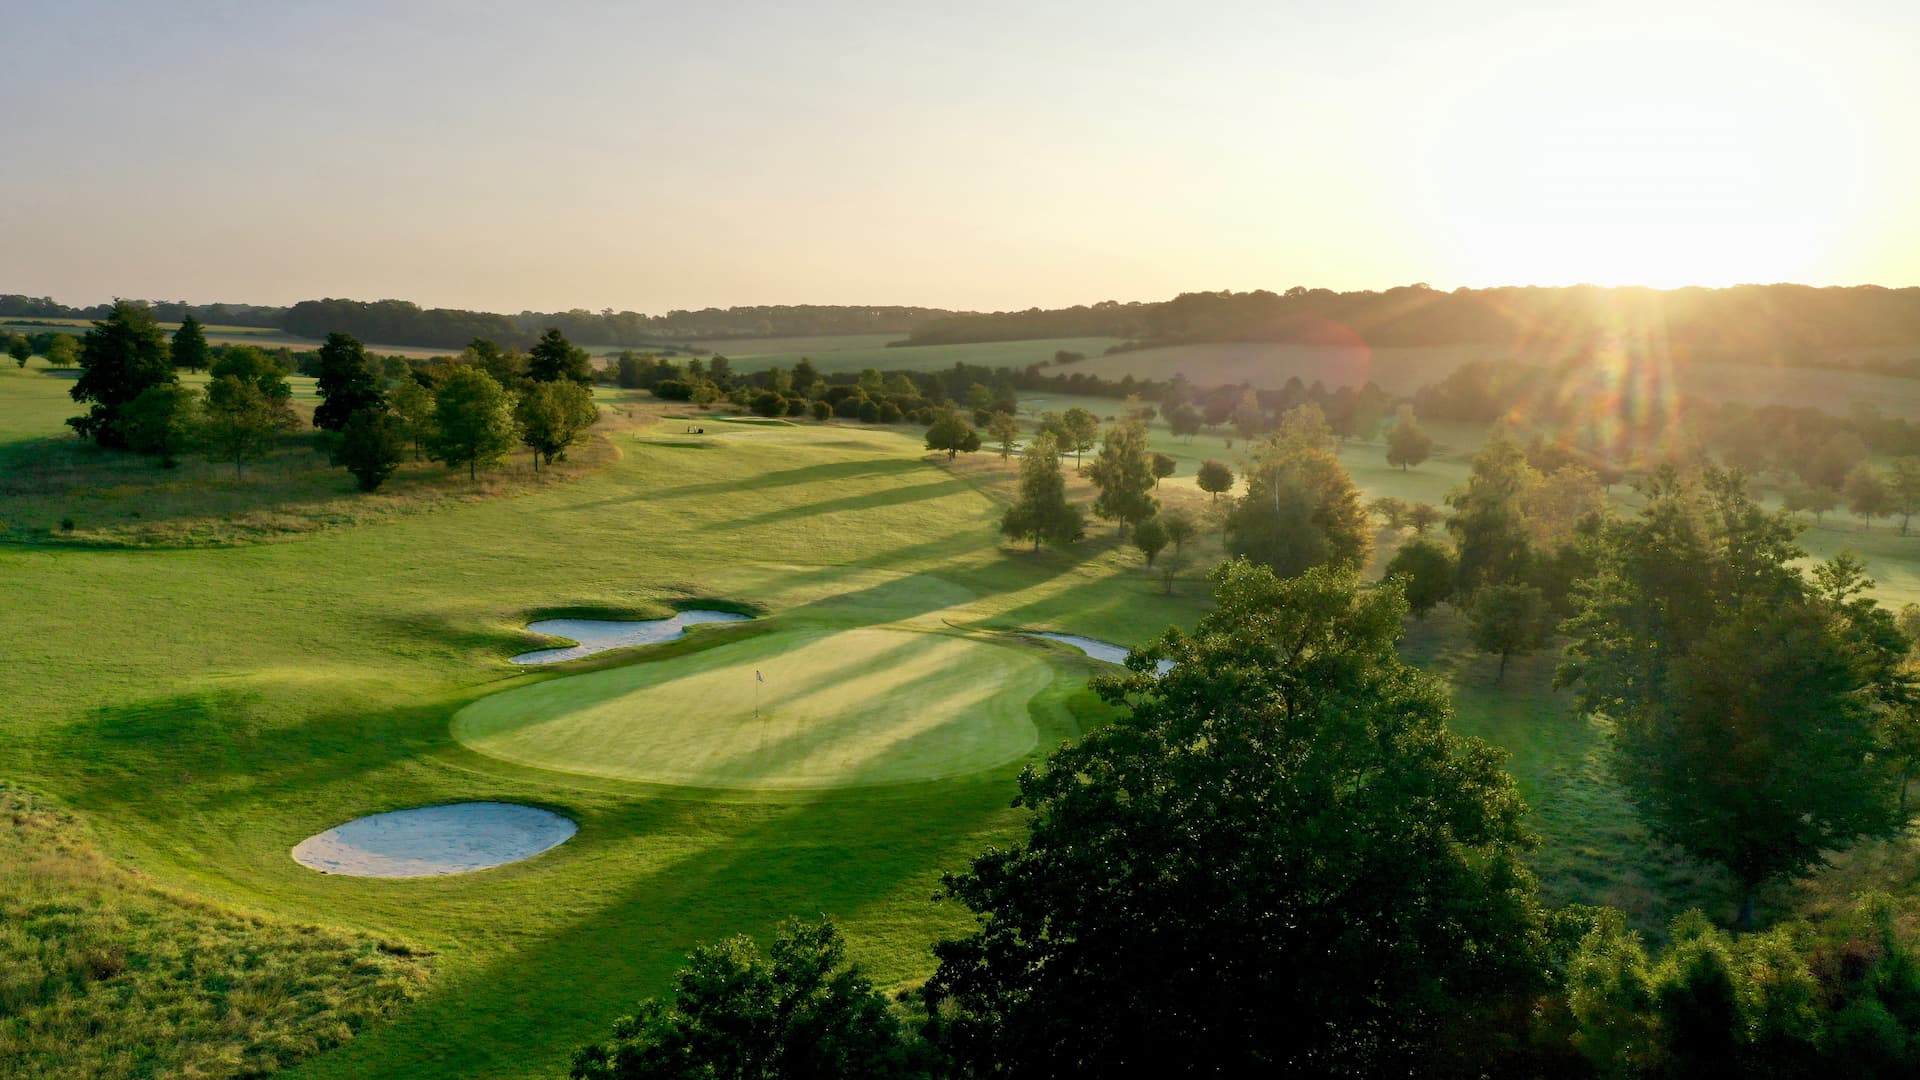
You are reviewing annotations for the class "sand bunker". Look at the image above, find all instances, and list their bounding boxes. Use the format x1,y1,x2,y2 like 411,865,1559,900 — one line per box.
511,609,751,664
291,802,576,877
1026,632,1175,676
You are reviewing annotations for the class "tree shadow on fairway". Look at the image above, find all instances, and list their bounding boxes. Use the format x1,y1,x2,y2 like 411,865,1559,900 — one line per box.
567,458,926,513
282,776,1024,1080
705,476,972,532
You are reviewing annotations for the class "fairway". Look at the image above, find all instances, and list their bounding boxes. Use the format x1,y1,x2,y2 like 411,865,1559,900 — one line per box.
453,627,1052,788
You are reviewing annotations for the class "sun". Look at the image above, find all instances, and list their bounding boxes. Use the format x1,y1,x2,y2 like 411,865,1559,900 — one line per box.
1407,27,1875,288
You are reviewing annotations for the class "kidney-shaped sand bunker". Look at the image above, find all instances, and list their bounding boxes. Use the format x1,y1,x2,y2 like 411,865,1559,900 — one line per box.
292,802,576,877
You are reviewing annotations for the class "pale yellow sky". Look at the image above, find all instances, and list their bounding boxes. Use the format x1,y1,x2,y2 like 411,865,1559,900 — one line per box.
4,1,1915,312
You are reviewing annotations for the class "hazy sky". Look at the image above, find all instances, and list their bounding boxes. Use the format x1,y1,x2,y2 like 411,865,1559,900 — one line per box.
5,0,1917,313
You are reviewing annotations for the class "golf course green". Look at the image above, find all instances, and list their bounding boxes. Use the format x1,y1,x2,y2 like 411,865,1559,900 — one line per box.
454,626,1050,788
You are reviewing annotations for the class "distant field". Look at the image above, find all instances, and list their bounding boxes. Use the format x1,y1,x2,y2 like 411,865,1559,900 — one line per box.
694,335,1125,375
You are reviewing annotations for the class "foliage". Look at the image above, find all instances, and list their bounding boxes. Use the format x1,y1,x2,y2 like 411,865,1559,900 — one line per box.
1467,581,1548,682
1848,462,1893,530
388,379,435,459
1385,536,1456,618
1447,432,1538,593
516,379,599,469
426,367,520,481
1195,458,1234,502
1385,404,1435,470
313,332,384,431
927,563,1547,1075
1371,494,1409,528
999,433,1083,551
924,412,981,461
569,917,922,1080
1161,510,1196,555
119,383,201,467
1558,467,1908,921
1131,515,1169,566
1226,408,1370,577
986,411,1021,459
1087,418,1159,537
68,300,175,447
43,333,78,368
1166,402,1203,441
200,374,282,480
168,313,212,371
528,327,596,385
338,408,409,492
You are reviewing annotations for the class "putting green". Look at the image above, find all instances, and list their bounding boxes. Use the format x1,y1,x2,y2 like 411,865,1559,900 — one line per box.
450,626,1052,789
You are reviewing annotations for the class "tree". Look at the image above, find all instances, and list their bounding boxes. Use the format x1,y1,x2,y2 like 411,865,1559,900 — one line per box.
1150,451,1176,488
1088,418,1159,538
1888,457,1920,535
1784,478,1840,524
119,383,201,467
465,337,528,388
517,379,599,470
68,300,175,447
1227,414,1371,578
313,332,383,432
1384,537,1455,618
570,917,921,1080
6,335,28,367
1558,467,1907,926
1060,407,1099,471
924,412,980,461
44,334,78,368
337,408,407,491
1196,459,1234,503
1846,462,1891,531
1468,582,1547,682
426,367,520,481
811,400,831,421
1000,433,1083,551
1447,433,1537,593
200,374,281,480
388,379,435,459
169,313,211,372
209,345,297,428
1167,402,1203,442
750,390,787,418
986,411,1020,459
528,327,595,385
1384,405,1435,470
1230,387,1266,441
1132,515,1169,566
1161,510,1196,556
1408,501,1442,534
1371,495,1409,528
1808,431,1870,491
926,562,1547,1075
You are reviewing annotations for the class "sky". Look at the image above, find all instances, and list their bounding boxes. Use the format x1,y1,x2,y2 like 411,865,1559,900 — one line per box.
3,0,1917,314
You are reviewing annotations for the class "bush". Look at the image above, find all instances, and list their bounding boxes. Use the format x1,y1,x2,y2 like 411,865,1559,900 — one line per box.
812,400,832,421
652,379,694,401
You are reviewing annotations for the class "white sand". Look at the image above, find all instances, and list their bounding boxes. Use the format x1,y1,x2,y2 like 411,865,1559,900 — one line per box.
1026,632,1176,676
510,610,751,664
291,802,577,877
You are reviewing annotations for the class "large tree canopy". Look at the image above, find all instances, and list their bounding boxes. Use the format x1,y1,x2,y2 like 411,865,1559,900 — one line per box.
68,300,176,447
927,561,1547,1075
312,332,384,431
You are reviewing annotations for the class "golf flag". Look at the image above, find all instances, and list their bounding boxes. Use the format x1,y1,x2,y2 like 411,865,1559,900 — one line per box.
756,670,764,683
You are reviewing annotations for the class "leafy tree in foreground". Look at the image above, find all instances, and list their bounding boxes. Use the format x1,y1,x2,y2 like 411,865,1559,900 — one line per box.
68,300,175,447
337,407,407,491
201,374,281,480
999,433,1082,552
1384,536,1455,618
1468,581,1547,682
516,379,599,469
927,562,1547,1075
1195,458,1233,503
426,367,519,481
1088,418,1158,538
1384,404,1434,470
924,412,980,461
1558,467,1908,926
528,326,595,385
571,917,923,1080
120,383,201,467
313,332,383,432
169,313,212,372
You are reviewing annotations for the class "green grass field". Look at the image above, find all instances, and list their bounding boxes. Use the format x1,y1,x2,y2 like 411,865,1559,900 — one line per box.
13,342,1920,1077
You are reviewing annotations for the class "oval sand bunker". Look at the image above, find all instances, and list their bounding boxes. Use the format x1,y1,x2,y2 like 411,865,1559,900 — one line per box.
511,610,751,664
1026,632,1175,676
292,802,576,877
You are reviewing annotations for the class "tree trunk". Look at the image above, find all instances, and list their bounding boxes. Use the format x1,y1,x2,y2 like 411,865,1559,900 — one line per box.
1737,891,1757,931
234,455,243,481
1497,650,1508,683
469,458,477,482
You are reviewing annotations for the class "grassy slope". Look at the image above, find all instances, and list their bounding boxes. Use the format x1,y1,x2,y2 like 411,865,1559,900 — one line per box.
0,375,1203,1078
0,784,431,1079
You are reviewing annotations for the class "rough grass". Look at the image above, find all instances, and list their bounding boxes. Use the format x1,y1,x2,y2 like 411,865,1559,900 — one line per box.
0,783,431,1080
